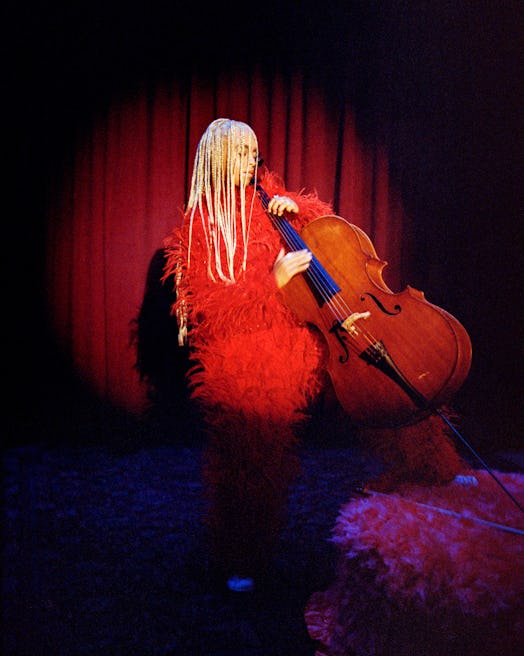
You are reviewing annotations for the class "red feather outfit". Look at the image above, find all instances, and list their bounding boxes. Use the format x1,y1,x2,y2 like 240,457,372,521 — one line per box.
163,169,464,578
164,170,332,576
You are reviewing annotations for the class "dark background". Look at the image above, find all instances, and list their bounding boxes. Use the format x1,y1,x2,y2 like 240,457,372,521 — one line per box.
6,0,524,450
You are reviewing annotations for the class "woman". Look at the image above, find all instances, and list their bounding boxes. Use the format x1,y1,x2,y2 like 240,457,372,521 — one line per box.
162,118,464,591
163,118,332,591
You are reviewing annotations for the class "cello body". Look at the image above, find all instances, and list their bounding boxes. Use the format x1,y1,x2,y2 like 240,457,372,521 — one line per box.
280,215,472,429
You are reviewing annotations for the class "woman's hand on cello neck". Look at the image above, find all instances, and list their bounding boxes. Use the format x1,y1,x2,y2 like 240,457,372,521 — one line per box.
273,247,312,288
268,194,310,288
267,194,299,216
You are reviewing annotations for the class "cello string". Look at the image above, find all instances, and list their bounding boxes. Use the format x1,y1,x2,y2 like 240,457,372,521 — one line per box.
258,187,380,353
257,187,342,304
258,187,352,314
273,210,392,351
260,192,368,336
276,219,346,309
257,185,378,351
275,218,379,349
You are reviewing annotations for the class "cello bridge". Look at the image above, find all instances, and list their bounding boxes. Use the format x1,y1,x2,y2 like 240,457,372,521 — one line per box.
341,311,371,335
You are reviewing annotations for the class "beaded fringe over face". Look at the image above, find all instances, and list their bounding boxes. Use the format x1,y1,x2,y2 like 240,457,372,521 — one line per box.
186,118,259,284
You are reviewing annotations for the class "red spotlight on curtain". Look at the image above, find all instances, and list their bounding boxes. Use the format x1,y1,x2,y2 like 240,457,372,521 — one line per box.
45,66,407,416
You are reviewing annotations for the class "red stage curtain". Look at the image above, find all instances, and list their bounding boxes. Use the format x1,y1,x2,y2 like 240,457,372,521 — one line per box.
44,65,408,415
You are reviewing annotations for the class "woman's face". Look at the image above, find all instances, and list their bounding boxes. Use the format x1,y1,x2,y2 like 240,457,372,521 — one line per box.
232,138,258,188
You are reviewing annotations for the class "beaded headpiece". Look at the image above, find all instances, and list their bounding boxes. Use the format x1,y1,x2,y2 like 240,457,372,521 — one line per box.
186,118,258,283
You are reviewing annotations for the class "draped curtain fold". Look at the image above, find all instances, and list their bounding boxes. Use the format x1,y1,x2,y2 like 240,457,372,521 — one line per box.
45,65,407,415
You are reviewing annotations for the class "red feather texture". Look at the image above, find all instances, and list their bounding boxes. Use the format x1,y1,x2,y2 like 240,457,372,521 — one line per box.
305,470,524,656
163,171,332,422
163,170,334,574
359,412,465,490
163,170,470,574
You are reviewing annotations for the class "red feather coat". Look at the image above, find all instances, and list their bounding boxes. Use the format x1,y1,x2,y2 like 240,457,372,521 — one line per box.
163,170,334,574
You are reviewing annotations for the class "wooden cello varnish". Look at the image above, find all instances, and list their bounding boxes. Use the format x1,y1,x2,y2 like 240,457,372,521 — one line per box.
257,182,472,429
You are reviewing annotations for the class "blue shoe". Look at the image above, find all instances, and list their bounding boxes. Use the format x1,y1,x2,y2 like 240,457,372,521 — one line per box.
227,575,255,592
454,473,478,486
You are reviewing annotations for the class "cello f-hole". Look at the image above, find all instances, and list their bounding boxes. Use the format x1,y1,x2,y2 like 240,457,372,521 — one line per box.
360,292,401,316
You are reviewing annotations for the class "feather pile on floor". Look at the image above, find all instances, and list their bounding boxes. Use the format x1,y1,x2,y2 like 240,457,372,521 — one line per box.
305,470,524,656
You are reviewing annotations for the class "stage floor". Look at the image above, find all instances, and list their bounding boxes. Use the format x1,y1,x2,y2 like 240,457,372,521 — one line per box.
2,441,522,655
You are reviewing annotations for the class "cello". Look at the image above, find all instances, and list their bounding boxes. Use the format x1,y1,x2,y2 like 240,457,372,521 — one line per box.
255,182,472,429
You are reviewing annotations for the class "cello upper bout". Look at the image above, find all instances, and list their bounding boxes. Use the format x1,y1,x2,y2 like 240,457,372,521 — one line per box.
347,221,428,303
347,221,379,258
406,285,426,301
365,258,392,293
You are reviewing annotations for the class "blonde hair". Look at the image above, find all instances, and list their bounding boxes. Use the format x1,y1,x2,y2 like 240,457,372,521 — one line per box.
186,118,258,283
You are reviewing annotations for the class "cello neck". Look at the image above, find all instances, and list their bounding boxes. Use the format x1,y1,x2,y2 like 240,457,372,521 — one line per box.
254,182,309,252
254,182,341,303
